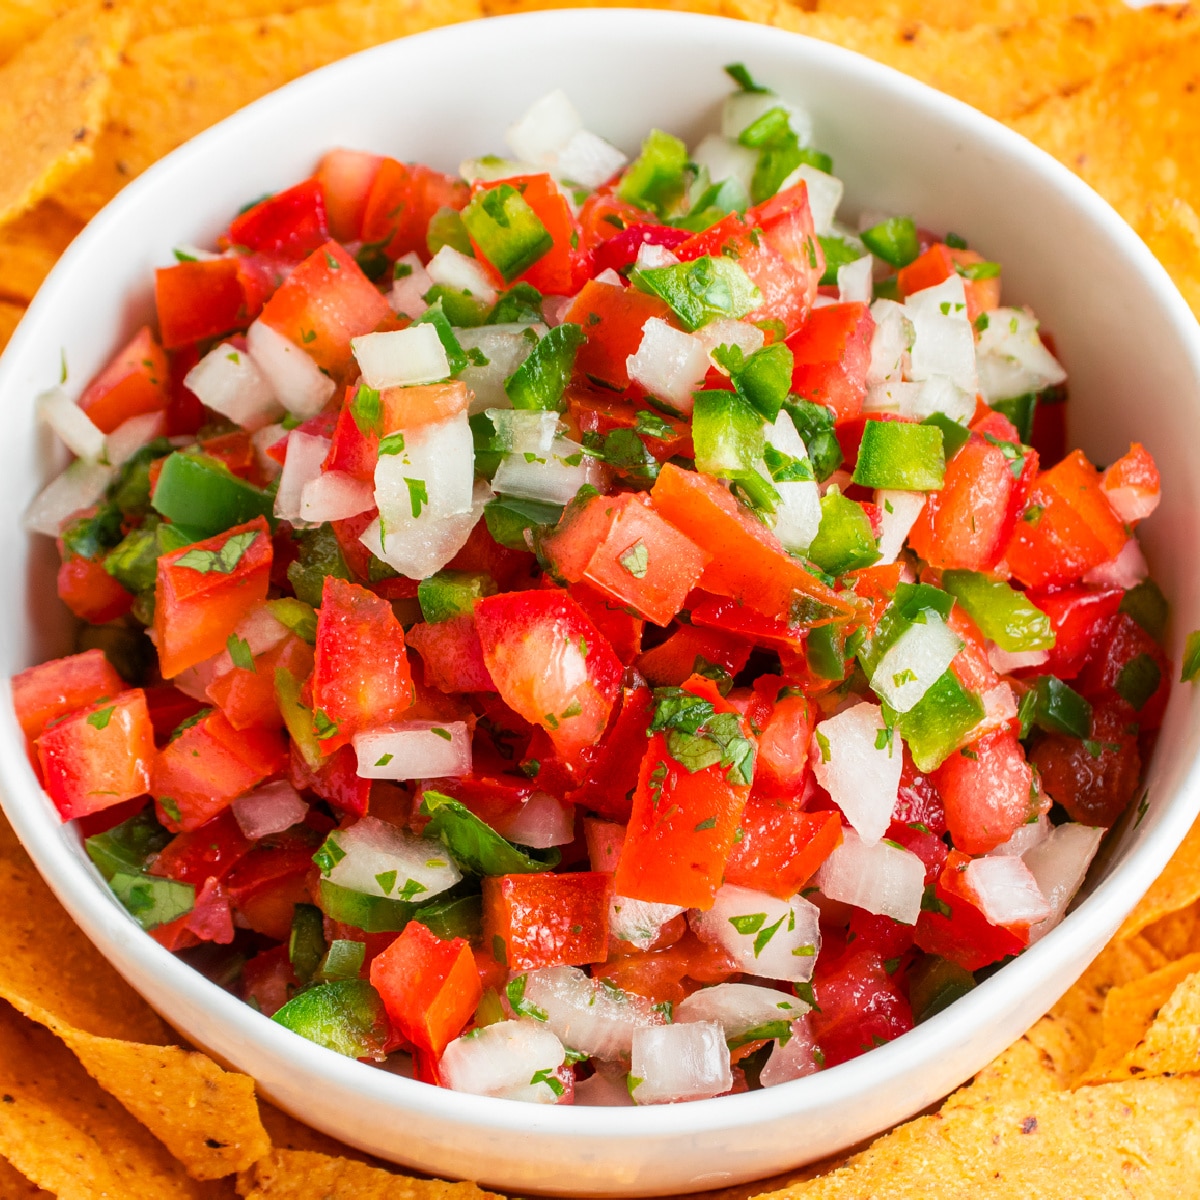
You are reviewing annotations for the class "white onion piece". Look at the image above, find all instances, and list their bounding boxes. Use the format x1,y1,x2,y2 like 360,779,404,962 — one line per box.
185,342,282,431
1023,823,1104,943
542,294,576,327
779,165,842,235
574,1064,635,1107
274,431,331,524
760,1017,823,1087
722,90,812,146
863,380,920,415
592,268,623,288
441,1020,566,1103
988,645,1050,674
810,702,901,844
391,252,433,318
520,966,665,1060
911,375,976,424
299,470,375,524
971,683,1019,744
246,319,336,418
324,815,461,900
905,282,978,394
875,490,926,565
487,408,559,455
1104,482,1159,524
691,133,757,196
766,411,821,554
360,483,488,580
375,410,475,523
838,256,874,305
626,318,709,413
1083,537,1147,589
976,307,1066,403
609,895,684,950
676,983,805,1042
232,780,308,840
870,611,964,713
458,325,544,413
866,299,912,385
492,436,607,505
985,813,1051,858
630,1022,732,1104
107,410,167,466
352,326,450,389
555,129,628,189
694,318,765,366
24,458,116,536
817,827,924,925
171,658,218,702
353,720,472,780
426,245,498,307
250,423,286,481
36,387,106,461
634,242,679,271
905,276,970,322
690,884,821,983
500,791,574,848
505,88,582,165
963,855,1051,929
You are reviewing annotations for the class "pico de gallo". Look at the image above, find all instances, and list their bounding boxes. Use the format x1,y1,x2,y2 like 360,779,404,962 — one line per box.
14,64,1171,1106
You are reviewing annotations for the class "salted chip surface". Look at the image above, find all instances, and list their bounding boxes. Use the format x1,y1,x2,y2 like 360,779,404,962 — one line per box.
0,201,83,304
1116,814,1200,941
1137,198,1200,322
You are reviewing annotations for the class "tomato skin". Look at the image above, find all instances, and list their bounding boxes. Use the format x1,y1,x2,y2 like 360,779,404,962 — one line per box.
1027,585,1123,680
311,577,415,752
564,280,675,391
315,149,383,243
592,930,738,1005
1076,611,1171,731
36,690,155,821
155,259,247,350
13,649,127,743
289,741,370,818
810,947,914,1068
207,633,314,732
891,749,948,837
688,592,805,652
483,872,611,970
786,302,874,424
151,877,235,951
224,839,314,940
78,326,170,433
325,385,378,482
566,388,692,464
935,730,1034,855
567,685,654,822
474,590,623,765
154,518,273,680
148,809,253,885
567,581,644,665
592,223,692,275
1102,442,1160,522
747,677,814,797
725,800,842,899
56,554,134,624
575,192,649,259
407,615,497,694
636,623,751,688
227,179,330,261
241,943,298,1017
360,158,469,261
369,922,481,1056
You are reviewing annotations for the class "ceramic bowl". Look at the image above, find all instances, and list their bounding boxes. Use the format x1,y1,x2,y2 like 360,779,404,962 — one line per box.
2,10,1200,1196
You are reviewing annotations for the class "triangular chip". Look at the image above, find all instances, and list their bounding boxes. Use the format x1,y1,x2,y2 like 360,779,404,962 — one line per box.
1137,198,1200,321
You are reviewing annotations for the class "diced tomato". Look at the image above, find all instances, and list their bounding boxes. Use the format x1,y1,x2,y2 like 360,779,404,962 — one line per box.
36,690,155,821
360,158,469,261
474,590,623,766
1005,449,1128,590
809,946,913,1068
786,302,874,424
206,633,314,731
885,818,948,885
1029,585,1123,680
748,680,814,797
543,491,710,627
891,749,948,837
154,518,273,679
56,555,133,624
689,592,805,652
650,464,853,625
406,615,497,694
148,809,253,885
896,244,999,322
1076,611,1170,731
241,943,298,1016
483,872,611,970
576,191,651,259
151,877,235,951
155,259,247,350
289,741,370,818
143,686,206,745
592,930,738,1005
151,708,287,832
567,581,644,664
258,240,390,373
725,800,841,899
592,223,692,276
636,624,751,688
12,649,127,743
567,685,654,821
1101,442,1160,523
444,517,537,593
224,836,314,940
78,326,170,433
227,180,330,261
566,387,692,464
325,385,378,482
315,149,384,243
369,922,481,1056
311,577,415,752
420,774,535,834
564,281,674,391
199,429,261,482
935,730,1034,855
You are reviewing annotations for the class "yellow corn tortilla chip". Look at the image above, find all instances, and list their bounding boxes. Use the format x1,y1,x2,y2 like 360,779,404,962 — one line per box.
1011,33,1200,225
258,1102,383,1164
237,1149,503,1199
0,200,82,304
0,300,26,354
52,0,484,222
0,1000,211,1200
1137,197,1200,321
483,0,722,16
1141,901,1200,961
0,0,130,226
805,0,1124,30
0,0,81,66
1116,813,1200,942
0,1155,54,1198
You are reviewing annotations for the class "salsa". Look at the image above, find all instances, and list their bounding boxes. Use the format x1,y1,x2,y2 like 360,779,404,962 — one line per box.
14,64,1169,1106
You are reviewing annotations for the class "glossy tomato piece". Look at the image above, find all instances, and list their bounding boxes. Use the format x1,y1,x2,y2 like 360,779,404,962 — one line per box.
725,799,842,899
36,690,155,821
810,947,913,1068
567,685,654,822
311,577,415,752
497,174,582,295
78,325,170,433
151,877,235,951
206,633,314,732
635,623,751,688
1102,442,1160,523
896,243,1000,321
324,384,379,482
406,615,497,694
566,388,692,465
592,930,738,1005
1075,611,1170,731
787,302,874,424
155,258,247,350
1028,585,1123,680
227,179,330,261
369,922,481,1056
748,679,814,796
56,554,133,624
360,158,469,261
148,809,253,885
564,280,675,391
154,518,273,679
483,871,611,970
891,749,948,837
315,149,383,242
935,730,1035,855
12,649,127,743
592,223,692,275
241,943,298,1016
289,741,370,818
474,589,623,766
223,835,314,940
567,581,644,665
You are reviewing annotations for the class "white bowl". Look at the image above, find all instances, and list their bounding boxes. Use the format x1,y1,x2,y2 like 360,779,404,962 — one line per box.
2,10,1200,1196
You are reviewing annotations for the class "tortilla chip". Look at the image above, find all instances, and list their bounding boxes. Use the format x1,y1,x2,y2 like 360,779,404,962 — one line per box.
1116,814,1200,942
0,0,130,226
0,300,25,354
257,1102,384,1165
52,0,483,222
236,1149,503,1199
1089,965,1200,1084
0,0,81,66
1136,198,1200,321
1011,33,1200,225
771,1076,1200,1198
805,0,1124,30
483,0,723,15
0,999,211,1199
0,200,82,304
0,1155,54,1198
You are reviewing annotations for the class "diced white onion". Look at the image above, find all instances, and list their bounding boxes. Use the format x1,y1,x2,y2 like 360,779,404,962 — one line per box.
250,423,286,481
691,134,758,196
458,324,545,413
106,410,167,466
694,318,765,366
988,645,1050,674
609,896,684,950
505,89,583,166
779,165,842,236
866,299,912,385
976,307,1067,403
232,780,308,840
964,854,1051,929
208,604,289,680
864,380,921,415
676,983,805,1042
634,243,680,271
185,342,282,431
492,436,607,505
870,611,964,713
375,410,475,523
910,375,975,424
810,702,901,844
838,256,874,306
1023,822,1104,943
458,157,537,185
325,815,462,900
24,458,116,536
1083,538,1147,589
541,294,577,327
985,813,1051,858
441,1020,566,1103
875,489,926,565
555,129,628,189
760,1017,824,1087
247,320,336,419
353,719,472,780
352,326,450,389
274,431,331,524
690,884,821,983
521,967,665,1060
630,1022,732,1104
904,282,977,395
593,268,623,287
766,411,821,554
426,245,498,307
361,478,490,580
501,791,574,848
36,387,106,462
299,470,375,524
817,826,924,925
391,253,433,318
487,408,559,455
626,318,709,413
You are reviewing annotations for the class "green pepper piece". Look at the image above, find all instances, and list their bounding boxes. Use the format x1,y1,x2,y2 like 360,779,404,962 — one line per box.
692,390,777,512
286,524,351,608
1116,653,1162,712
108,871,195,931
1120,579,1169,642
316,878,415,933
289,903,327,985
104,520,195,596
275,668,325,771
782,398,843,482
426,205,475,258
420,791,560,876
271,979,390,1059
806,621,847,682
504,323,584,411
861,216,921,268
990,392,1038,445
151,452,275,537
858,582,956,679
414,893,483,941
85,806,171,881
852,421,945,492
808,490,880,576
266,598,318,645
61,504,124,562
909,955,976,1024
422,285,490,329
461,183,553,283
941,571,1055,653
483,494,564,551
412,300,471,372
316,938,367,982
818,234,865,287
921,412,971,460
713,342,794,423
894,671,985,772
632,256,762,332
417,570,497,624
1017,675,1092,740
470,411,505,481
617,128,689,217
487,282,544,325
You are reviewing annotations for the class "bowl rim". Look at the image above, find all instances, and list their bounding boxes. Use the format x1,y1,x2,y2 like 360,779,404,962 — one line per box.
3,5,1200,1148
